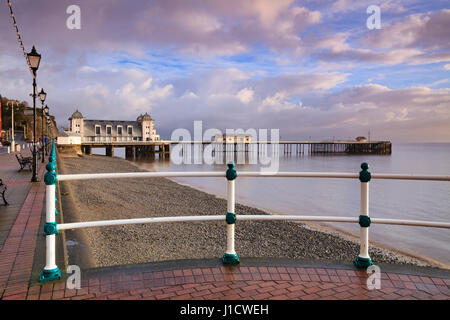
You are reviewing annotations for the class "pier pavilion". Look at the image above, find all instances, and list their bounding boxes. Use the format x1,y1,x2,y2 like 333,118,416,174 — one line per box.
64,110,168,157
68,110,160,143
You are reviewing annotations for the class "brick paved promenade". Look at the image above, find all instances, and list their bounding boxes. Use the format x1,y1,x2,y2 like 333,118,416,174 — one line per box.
0,150,449,300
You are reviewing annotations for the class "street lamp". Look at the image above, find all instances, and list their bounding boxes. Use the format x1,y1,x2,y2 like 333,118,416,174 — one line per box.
6,100,19,152
39,89,47,162
27,45,41,182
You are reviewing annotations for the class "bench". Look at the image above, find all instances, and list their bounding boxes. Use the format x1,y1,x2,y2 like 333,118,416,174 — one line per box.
0,179,7,205
15,153,32,171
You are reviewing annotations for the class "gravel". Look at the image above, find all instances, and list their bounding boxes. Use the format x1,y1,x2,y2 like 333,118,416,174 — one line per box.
61,155,430,268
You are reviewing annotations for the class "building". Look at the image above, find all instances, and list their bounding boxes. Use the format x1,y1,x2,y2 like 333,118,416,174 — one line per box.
0,99,2,140
214,134,252,143
68,110,160,142
57,131,81,145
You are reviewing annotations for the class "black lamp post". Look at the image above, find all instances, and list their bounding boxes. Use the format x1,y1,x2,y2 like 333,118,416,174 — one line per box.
44,106,50,154
39,89,47,163
27,45,41,182
48,123,53,140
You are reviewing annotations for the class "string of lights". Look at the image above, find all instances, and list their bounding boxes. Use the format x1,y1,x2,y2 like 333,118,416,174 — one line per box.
5,0,31,69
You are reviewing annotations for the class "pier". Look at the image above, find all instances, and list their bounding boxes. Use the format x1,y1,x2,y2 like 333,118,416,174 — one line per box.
79,140,392,157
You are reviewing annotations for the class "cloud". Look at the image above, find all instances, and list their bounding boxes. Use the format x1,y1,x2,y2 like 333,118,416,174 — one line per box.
1,1,449,143
308,9,450,66
325,0,408,16
0,0,324,58
258,91,298,112
236,88,255,104
363,9,450,51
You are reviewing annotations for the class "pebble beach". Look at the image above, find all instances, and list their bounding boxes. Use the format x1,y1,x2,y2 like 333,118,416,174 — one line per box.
60,154,431,268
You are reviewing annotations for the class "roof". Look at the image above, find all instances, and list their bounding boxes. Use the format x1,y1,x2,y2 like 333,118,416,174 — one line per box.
60,131,81,137
69,109,84,119
138,112,153,121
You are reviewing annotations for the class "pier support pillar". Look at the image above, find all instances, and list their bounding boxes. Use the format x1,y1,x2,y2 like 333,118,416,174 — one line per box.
164,143,171,154
84,146,92,155
125,146,135,158
106,146,114,157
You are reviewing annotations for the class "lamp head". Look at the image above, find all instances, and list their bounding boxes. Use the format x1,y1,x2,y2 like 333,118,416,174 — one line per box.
39,88,46,103
27,45,41,71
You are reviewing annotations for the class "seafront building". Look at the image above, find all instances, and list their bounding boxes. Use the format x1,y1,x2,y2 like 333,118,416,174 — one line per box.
68,110,160,143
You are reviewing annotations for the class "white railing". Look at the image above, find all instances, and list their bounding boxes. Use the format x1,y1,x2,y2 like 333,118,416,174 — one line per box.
39,146,450,281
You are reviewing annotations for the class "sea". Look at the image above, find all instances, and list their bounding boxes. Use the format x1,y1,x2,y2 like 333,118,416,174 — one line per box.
94,143,450,266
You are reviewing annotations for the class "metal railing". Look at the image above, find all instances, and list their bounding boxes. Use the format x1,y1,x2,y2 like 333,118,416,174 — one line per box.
39,141,450,282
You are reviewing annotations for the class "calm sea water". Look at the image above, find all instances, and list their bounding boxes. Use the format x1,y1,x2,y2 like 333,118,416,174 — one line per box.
96,143,450,265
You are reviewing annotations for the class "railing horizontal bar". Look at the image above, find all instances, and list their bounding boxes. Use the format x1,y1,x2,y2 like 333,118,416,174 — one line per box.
236,172,449,181
58,172,225,181
237,172,358,178
238,215,358,222
57,215,450,231
58,171,450,181
371,218,450,228
371,174,450,181
57,216,225,230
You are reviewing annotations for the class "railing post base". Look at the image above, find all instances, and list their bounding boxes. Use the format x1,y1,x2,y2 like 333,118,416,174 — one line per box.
39,267,61,282
353,256,373,269
222,253,240,265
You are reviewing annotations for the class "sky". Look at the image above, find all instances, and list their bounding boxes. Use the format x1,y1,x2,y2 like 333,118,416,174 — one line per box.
0,0,449,142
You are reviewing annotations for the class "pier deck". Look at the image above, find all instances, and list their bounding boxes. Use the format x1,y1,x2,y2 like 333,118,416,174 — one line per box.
78,140,392,157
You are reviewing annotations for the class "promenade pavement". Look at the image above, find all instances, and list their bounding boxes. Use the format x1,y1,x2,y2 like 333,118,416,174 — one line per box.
0,149,449,300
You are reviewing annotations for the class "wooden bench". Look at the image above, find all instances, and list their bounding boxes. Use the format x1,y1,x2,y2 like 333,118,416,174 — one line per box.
15,153,32,171
0,179,7,206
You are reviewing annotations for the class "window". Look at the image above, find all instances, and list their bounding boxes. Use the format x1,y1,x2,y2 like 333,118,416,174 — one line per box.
95,126,101,135
128,126,133,135
106,126,112,135
117,126,122,135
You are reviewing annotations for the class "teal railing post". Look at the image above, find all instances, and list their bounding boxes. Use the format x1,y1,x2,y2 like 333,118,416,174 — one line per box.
222,161,240,264
40,139,61,282
354,162,373,268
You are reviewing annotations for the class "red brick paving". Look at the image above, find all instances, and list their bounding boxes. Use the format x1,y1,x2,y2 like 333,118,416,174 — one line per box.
0,160,45,300
0,152,449,300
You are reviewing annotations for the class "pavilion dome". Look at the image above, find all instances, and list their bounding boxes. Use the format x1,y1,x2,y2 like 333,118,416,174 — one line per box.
69,109,84,119
141,112,153,121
